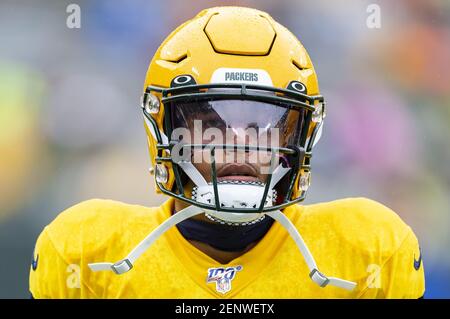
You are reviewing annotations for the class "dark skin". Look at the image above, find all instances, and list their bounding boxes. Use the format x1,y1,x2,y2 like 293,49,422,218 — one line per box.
173,149,269,264
172,106,297,264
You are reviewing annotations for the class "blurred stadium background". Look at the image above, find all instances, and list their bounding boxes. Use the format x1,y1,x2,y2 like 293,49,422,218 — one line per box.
0,0,449,298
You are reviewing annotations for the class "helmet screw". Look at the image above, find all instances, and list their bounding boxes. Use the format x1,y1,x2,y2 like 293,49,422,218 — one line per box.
299,171,311,191
142,93,160,114
312,102,325,123
155,164,168,184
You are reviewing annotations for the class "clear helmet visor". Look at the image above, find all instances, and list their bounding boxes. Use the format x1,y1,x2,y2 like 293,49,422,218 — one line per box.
170,99,305,185
171,99,304,150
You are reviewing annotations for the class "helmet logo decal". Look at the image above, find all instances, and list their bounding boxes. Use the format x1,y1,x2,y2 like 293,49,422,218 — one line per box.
173,75,192,85
225,71,258,82
206,265,242,294
287,80,307,94
171,74,196,87
210,67,273,85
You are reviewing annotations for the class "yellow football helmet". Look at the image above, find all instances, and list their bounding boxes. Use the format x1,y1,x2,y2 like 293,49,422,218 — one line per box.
90,7,356,291
141,6,325,218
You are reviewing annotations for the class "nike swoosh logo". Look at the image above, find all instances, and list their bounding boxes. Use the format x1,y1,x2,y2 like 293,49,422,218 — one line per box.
414,249,422,271
31,254,39,271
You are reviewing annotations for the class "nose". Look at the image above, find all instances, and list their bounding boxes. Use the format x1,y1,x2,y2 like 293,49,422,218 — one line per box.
228,127,259,148
220,128,258,165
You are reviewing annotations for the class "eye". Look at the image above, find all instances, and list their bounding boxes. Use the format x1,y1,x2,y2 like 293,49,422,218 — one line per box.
204,119,226,129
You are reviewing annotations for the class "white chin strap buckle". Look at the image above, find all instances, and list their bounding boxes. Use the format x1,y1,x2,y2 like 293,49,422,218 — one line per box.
310,269,330,287
112,259,133,275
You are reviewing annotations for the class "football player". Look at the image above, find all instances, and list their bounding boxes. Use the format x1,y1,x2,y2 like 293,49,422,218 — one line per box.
30,6,425,298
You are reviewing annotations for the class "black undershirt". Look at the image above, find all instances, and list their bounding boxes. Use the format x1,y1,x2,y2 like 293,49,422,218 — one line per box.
176,215,274,252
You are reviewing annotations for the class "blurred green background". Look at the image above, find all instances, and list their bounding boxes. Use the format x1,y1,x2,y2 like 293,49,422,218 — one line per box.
0,0,449,298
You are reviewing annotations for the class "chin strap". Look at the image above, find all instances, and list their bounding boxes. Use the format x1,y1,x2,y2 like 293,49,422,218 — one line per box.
265,210,357,291
88,206,356,291
179,161,291,225
177,161,209,187
88,205,204,274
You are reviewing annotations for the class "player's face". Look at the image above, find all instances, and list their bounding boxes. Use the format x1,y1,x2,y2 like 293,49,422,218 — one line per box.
171,99,302,184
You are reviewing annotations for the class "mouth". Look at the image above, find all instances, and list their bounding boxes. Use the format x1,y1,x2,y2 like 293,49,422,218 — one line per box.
216,164,260,183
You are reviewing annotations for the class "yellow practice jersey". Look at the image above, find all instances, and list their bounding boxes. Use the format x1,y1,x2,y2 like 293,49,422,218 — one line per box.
29,197,425,298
